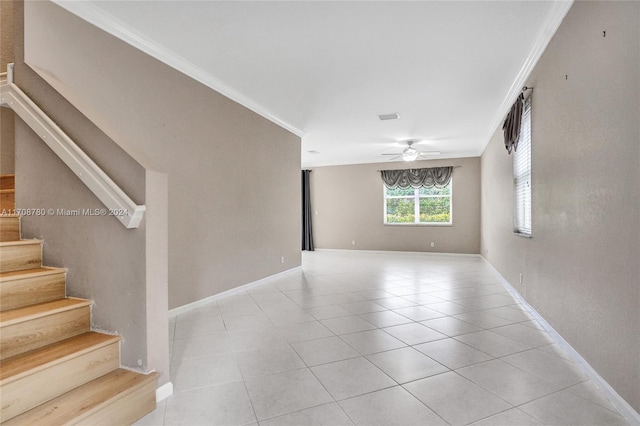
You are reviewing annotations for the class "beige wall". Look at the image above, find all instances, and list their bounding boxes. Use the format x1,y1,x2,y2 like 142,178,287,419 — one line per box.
22,1,301,311
311,157,480,253
1,0,15,175
10,0,171,383
481,1,639,411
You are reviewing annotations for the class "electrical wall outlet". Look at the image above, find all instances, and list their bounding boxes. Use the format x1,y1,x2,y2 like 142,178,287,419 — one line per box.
281,256,285,264
519,273,523,284
351,240,356,245
430,242,435,248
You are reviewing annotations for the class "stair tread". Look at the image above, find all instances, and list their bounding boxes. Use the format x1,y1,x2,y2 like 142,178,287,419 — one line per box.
0,332,119,383
0,239,42,247
4,369,158,425
0,267,66,281
0,297,91,327
0,266,66,281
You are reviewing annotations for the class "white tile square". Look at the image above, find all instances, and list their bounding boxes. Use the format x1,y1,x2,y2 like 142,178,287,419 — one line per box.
235,344,306,378
354,289,395,300
341,300,387,314
340,329,406,355
402,293,446,305
358,310,413,328
501,348,588,388
265,307,317,325
367,347,449,384
339,386,447,425
469,408,542,425
305,304,352,320
453,311,514,329
519,390,628,425
375,297,418,309
454,330,530,357
292,336,360,366
260,403,354,426
483,306,534,322
244,368,333,421
393,306,446,321
223,313,272,332
383,323,447,345
566,381,620,413
424,301,474,315
228,328,288,352
171,353,242,392
172,332,234,360
490,323,554,347
457,359,565,405
421,316,483,337
164,381,256,426
311,357,396,400
174,315,226,339
404,371,511,425
277,320,334,343
321,316,376,335
537,342,576,362
413,338,493,370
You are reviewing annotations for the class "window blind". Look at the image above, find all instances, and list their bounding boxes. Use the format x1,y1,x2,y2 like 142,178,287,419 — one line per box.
514,97,532,235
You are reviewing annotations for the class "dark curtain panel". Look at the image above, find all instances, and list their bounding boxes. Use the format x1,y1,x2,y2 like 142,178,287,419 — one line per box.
503,93,524,154
302,170,314,251
380,166,453,189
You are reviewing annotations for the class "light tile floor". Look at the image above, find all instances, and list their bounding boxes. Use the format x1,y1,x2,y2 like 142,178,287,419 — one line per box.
135,251,630,426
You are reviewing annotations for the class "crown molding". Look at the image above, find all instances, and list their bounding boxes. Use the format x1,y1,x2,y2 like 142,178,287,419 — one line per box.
479,0,574,156
51,1,305,138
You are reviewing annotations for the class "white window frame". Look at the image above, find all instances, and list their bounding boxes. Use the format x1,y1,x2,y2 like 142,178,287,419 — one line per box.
514,96,532,236
383,180,453,226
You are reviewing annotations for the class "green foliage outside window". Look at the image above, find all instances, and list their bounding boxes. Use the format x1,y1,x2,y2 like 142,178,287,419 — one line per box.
385,182,452,224
386,198,416,223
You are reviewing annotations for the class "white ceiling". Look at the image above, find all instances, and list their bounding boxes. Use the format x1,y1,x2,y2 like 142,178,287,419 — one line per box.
55,0,571,167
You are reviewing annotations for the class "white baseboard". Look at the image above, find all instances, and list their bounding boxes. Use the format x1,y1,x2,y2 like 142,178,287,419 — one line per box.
168,266,303,318
313,248,481,258
156,381,173,403
480,257,640,425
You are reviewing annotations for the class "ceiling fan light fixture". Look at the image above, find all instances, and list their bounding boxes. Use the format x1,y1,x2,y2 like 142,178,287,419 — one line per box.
402,146,419,161
378,113,400,121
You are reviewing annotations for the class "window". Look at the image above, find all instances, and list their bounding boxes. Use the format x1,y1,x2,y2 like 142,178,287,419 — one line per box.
514,97,532,235
384,181,452,225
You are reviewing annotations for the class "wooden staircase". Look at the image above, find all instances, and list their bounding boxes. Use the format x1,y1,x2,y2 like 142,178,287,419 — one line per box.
0,176,157,425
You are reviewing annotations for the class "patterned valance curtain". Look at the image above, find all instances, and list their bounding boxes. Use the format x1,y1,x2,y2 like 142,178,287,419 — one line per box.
503,93,524,154
380,166,453,189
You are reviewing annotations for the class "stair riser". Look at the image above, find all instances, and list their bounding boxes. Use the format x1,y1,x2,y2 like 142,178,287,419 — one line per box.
0,272,66,312
0,243,42,273
1,190,15,211
0,306,90,360
0,216,20,241
0,342,120,422
0,175,15,190
72,376,157,426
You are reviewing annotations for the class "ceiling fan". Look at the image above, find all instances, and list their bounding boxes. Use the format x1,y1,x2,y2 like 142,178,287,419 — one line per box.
382,140,441,162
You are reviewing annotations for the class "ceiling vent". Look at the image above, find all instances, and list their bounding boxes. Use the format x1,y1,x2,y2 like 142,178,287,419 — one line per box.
378,113,400,121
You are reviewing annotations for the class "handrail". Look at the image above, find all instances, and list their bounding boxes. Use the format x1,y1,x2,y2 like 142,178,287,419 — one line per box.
0,64,145,228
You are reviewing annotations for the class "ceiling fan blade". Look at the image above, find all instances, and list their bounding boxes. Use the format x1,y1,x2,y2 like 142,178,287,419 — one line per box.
382,153,402,156
388,155,402,161
418,151,441,156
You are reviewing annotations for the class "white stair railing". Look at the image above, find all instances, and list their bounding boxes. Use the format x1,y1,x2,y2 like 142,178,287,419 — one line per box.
0,64,145,228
